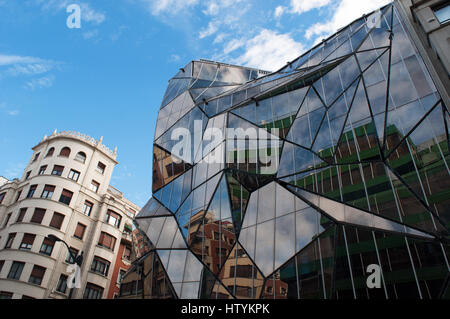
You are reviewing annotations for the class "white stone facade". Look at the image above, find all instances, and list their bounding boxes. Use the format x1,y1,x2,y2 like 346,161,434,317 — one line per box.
0,130,140,299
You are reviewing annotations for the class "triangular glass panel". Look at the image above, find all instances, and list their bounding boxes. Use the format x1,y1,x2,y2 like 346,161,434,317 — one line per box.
175,173,223,243
153,216,187,249
215,242,266,299
159,78,191,109
277,141,326,178
385,96,440,156
188,175,236,276
334,81,382,164
357,48,388,72
226,173,250,235
152,168,193,214
136,197,172,219
231,86,308,139
194,113,227,164
155,106,208,165
286,185,435,240
153,145,193,193
229,169,273,193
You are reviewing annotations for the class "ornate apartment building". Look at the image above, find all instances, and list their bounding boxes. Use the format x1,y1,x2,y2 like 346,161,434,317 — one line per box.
0,130,140,299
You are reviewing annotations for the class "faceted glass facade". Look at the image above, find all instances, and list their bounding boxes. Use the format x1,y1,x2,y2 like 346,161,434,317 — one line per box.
122,3,450,299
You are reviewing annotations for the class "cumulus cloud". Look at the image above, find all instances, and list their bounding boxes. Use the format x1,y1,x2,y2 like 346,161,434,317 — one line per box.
233,29,305,71
305,0,391,41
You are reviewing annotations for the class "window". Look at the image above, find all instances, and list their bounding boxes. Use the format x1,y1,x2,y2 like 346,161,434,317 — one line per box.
56,275,68,293
3,213,12,227
49,212,65,230
39,238,54,256
41,185,55,199
98,232,116,251
30,208,46,224
83,283,103,299
83,201,93,216
68,169,80,182
0,292,13,299
32,152,40,162
0,192,5,204
118,269,126,284
38,165,47,175
5,233,16,249
65,247,79,264
25,171,31,180
105,210,121,228
8,261,24,280
52,165,64,176
230,265,253,278
96,162,106,174
74,223,86,240
91,256,110,276
15,190,22,202
26,185,37,199
75,152,87,163
46,147,55,157
59,189,73,205
123,246,131,261
28,265,46,285
16,208,27,223
20,233,35,250
59,147,71,157
90,180,100,193
434,3,450,24
0,260,4,274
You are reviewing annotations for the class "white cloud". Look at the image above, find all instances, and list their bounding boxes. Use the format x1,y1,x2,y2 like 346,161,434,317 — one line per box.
199,21,219,39
305,0,391,41
35,0,105,25
274,6,287,18
275,0,332,18
0,54,43,66
142,0,199,15
223,38,245,55
0,102,19,116
83,29,99,39
233,29,305,71
290,0,332,14
79,3,106,25
25,75,55,90
0,53,59,80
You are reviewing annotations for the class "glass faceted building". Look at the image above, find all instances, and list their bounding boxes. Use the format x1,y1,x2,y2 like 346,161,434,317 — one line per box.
121,2,450,299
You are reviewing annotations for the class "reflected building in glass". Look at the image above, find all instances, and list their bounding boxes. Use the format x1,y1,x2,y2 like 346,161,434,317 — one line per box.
119,2,450,299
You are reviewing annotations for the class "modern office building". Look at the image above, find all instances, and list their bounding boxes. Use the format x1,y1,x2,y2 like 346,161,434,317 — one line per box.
120,1,450,299
0,130,140,299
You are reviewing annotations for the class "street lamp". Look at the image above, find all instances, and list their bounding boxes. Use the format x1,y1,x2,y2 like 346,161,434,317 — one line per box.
46,234,83,299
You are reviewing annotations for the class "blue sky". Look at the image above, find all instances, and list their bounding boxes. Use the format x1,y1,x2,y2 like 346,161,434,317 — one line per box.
0,0,390,207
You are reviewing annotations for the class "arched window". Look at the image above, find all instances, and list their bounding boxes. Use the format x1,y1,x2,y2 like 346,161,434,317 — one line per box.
75,152,87,164
59,147,71,158
46,147,55,158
